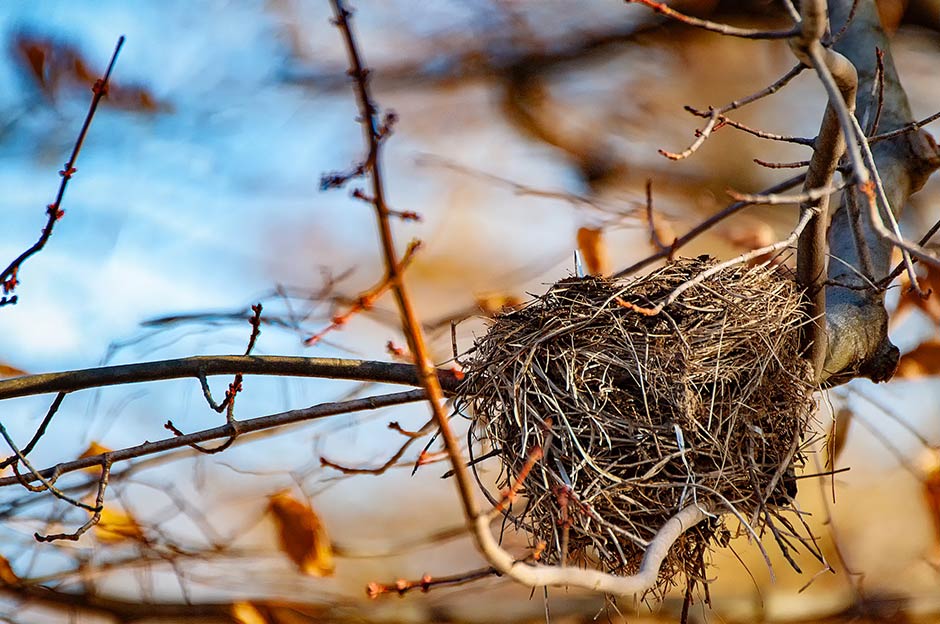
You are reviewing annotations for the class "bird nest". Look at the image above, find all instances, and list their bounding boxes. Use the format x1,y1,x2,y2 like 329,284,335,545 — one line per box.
456,257,819,594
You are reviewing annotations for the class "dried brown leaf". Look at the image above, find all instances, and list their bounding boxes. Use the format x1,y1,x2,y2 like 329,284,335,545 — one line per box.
0,555,18,585
895,338,940,379
94,505,145,544
268,491,334,577
576,227,610,276
0,363,27,378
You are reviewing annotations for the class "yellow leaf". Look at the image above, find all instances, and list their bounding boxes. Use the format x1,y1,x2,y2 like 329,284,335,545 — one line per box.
576,227,610,276
94,505,144,543
267,491,334,577
896,339,940,379
0,555,18,585
0,363,27,378
475,294,522,317
79,442,113,474
232,602,271,624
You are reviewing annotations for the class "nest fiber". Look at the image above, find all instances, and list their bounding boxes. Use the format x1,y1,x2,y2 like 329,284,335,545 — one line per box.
459,257,817,591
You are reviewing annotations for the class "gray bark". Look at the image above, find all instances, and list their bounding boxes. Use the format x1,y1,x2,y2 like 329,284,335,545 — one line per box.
822,0,940,385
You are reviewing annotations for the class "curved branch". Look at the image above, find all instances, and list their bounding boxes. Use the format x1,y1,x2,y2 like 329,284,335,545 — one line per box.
475,505,707,594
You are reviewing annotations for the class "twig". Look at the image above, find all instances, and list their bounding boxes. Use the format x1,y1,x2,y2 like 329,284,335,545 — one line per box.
753,158,811,169
474,504,707,594
304,240,421,345
0,37,124,307
880,217,940,285
328,0,479,539
868,110,940,143
727,183,843,206
366,567,498,598
716,63,806,114
0,392,66,469
645,180,671,252
625,0,799,39
167,304,265,454
686,106,815,146
634,207,817,316
0,423,98,511
615,173,807,277
35,459,112,542
659,108,719,160
320,418,434,475
0,389,428,489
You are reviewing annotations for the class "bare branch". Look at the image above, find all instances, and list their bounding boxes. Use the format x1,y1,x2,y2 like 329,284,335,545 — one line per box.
475,504,707,594
626,0,799,39
0,37,124,307
0,355,464,401
0,389,427,488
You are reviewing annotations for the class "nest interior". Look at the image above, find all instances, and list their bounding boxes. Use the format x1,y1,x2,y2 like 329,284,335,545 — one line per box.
458,256,818,593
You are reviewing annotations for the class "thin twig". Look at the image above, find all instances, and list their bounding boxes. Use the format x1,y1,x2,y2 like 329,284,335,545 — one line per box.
35,459,112,542
0,392,66,469
626,0,799,39
0,389,427,488
0,423,98,511
727,183,843,206
615,173,806,277
0,37,124,307
686,106,815,146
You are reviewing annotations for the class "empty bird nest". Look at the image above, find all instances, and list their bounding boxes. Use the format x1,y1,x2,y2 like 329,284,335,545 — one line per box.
456,256,820,595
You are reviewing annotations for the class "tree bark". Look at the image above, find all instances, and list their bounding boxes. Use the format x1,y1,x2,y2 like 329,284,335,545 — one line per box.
822,0,940,385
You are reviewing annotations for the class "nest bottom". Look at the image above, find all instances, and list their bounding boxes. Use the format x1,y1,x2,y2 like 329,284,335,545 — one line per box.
459,257,818,594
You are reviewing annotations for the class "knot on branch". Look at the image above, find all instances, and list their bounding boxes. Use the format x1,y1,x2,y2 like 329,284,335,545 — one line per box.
823,294,899,386
906,129,940,193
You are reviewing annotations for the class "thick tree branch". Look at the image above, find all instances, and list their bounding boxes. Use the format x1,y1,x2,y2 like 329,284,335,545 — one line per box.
821,0,940,384
0,355,463,401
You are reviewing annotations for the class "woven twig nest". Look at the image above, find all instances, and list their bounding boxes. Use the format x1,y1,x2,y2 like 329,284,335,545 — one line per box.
457,256,818,594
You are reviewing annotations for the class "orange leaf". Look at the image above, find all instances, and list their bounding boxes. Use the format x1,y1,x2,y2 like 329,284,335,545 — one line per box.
94,505,144,543
232,602,271,624
895,339,940,379
267,491,334,577
576,227,610,276
0,363,27,378
0,555,18,585
475,294,523,317
79,442,113,473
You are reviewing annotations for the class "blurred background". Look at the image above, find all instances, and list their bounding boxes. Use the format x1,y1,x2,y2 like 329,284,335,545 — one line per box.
0,1,939,622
